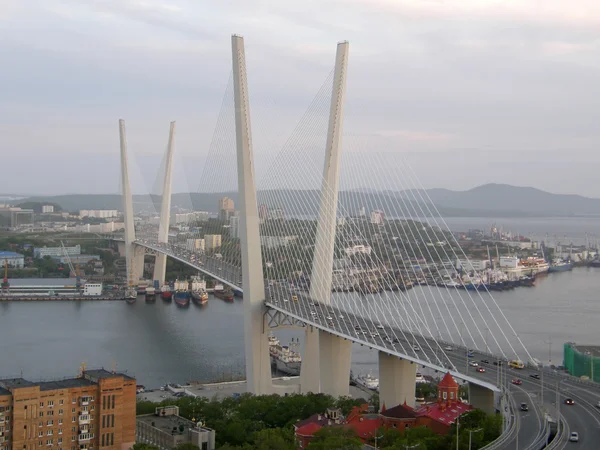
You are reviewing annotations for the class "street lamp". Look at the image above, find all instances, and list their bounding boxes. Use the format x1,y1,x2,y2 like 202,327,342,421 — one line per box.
468,428,483,450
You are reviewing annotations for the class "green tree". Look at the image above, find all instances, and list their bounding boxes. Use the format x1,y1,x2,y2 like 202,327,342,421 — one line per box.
131,444,158,450
253,428,295,450
334,396,365,416
173,444,200,450
307,427,362,450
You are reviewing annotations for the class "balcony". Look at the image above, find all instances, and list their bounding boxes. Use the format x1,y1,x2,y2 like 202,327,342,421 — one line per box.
0,418,5,425
79,398,90,406
78,433,93,442
78,415,90,425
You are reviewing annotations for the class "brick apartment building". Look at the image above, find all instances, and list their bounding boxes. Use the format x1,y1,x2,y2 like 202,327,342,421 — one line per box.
0,369,136,450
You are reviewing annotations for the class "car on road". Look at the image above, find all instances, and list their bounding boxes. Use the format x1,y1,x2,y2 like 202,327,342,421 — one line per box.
530,374,540,380
493,360,504,366
565,398,575,405
469,361,479,367
511,379,523,385
481,359,489,364
326,316,333,320
376,324,384,329
476,367,486,373
292,295,298,302
354,325,361,330
596,401,600,409
569,432,579,442
520,403,528,411
412,345,420,351
444,346,453,351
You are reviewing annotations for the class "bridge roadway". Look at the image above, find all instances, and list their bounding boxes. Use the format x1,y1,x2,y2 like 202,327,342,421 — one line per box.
130,238,600,447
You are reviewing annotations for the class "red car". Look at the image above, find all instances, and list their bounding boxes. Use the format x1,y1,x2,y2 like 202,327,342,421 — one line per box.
512,379,523,385
476,367,486,373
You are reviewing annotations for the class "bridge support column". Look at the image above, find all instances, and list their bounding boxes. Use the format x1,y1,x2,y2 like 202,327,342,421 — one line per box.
378,352,417,410
468,383,496,415
154,122,176,286
319,332,351,397
132,246,145,282
300,327,321,393
232,35,271,395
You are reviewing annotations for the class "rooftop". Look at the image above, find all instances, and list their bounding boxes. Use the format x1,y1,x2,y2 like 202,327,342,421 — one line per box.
38,378,96,391
0,251,24,258
571,344,600,358
381,403,416,419
414,401,472,426
0,378,37,389
137,413,196,435
84,369,135,382
0,386,11,396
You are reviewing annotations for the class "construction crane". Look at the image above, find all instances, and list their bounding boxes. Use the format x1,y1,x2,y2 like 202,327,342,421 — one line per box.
60,241,81,291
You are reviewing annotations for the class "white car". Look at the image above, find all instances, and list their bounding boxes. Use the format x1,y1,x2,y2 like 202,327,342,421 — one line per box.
444,346,453,351
469,361,479,367
376,324,384,329
326,316,333,320
413,345,420,351
569,432,579,442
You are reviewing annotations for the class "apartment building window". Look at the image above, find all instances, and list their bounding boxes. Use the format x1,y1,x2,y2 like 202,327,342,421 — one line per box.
71,427,76,433
101,417,104,428
100,436,104,447
39,422,43,428
47,430,53,436
110,396,114,409
59,410,63,416
59,400,64,406
71,399,76,405
101,398,105,410
110,416,114,428
90,425,94,431
39,441,43,447
71,437,75,442
58,429,63,435
47,411,54,416
46,439,53,446
71,418,76,423
110,433,113,446
71,409,75,414
40,412,44,417
38,432,43,438
40,402,44,408
47,421,53,426
90,406,94,412
58,420,63,426
58,439,62,445
48,401,54,407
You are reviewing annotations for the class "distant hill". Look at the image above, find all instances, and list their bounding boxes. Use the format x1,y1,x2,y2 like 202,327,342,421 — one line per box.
411,184,600,217
16,184,600,218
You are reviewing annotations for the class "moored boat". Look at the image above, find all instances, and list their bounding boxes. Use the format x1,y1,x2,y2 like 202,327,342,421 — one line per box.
214,284,234,301
145,286,156,301
190,276,208,305
548,258,574,273
174,279,190,307
160,284,172,301
125,287,137,303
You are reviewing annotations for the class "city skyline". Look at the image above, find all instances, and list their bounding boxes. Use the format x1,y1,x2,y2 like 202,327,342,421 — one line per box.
2,0,600,196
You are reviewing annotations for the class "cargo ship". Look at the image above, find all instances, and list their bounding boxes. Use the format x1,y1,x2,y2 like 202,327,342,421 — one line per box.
190,276,208,305
548,258,574,273
214,283,234,302
145,286,156,301
160,284,172,301
136,283,147,295
173,279,190,307
268,333,301,376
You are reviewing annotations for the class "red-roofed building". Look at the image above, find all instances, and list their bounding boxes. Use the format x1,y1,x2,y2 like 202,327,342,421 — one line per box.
380,401,418,432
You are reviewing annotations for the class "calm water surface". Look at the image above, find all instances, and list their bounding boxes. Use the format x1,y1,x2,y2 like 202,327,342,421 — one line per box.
1,268,599,387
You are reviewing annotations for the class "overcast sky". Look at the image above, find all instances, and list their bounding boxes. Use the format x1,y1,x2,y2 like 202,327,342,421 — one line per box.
2,0,600,197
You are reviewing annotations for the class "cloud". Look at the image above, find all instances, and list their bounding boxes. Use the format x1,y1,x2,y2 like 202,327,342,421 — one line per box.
1,0,600,196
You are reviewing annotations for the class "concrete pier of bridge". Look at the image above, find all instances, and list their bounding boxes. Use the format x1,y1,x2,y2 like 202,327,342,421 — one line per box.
378,352,417,409
232,34,272,395
469,382,497,415
299,40,352,397
153,121,176,285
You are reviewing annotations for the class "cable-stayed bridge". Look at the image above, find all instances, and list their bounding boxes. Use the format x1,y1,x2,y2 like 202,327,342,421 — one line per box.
105,35,600,448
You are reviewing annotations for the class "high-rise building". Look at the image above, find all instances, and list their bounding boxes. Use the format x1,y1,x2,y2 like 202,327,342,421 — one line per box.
204,235,222,253
79,210,119,219
258,204,268,222
229,216,240,239
42,205,54,214
0,369,136,450
370,210,384,225
218,198,234,221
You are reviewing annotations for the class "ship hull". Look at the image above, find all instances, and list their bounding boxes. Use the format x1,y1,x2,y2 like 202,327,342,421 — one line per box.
548,263,574,273
145,293,156,302
174,292,190,307
214,290,234,302
161,290,172,301
191,291,208,305
270,357,301,376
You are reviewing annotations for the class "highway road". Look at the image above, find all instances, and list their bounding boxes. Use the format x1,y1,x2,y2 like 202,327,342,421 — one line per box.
130,237,600,448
